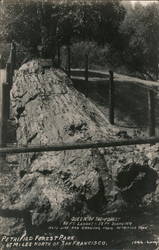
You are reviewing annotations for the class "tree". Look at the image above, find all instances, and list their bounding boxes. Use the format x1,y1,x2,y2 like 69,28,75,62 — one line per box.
0,0,125,67
0,1,41,54
95,0,126,47
120,3,159,80
0,1,62,59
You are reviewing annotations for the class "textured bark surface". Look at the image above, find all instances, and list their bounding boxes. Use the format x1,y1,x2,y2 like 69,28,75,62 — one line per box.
9,59,117,225
1,59,158,233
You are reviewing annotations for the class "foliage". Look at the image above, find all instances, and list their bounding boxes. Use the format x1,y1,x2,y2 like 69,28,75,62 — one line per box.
120,3,159,80
61,41,109,69
0,0,125,60
1,0,158,80
94,1,126,47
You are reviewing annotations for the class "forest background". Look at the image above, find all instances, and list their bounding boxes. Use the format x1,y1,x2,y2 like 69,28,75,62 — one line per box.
0,0,159,81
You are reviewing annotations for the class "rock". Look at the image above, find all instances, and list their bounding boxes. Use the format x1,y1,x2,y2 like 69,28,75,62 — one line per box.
116,163,158,203
0,217,25,236
9,59,116,228
116,130,131,139
1,59,157,232
103,145,159,208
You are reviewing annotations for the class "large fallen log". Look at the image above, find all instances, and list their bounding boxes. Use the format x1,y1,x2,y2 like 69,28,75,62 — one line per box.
9,59,117,226
2,59,158,231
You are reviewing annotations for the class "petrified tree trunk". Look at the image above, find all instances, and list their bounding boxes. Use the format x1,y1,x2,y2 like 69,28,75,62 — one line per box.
6,59,158,229
10,59,115,226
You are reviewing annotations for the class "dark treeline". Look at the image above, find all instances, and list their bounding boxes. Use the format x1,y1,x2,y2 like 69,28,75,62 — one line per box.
0,0,159,80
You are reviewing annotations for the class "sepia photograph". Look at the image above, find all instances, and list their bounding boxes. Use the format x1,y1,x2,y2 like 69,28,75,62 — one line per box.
0,0,159,249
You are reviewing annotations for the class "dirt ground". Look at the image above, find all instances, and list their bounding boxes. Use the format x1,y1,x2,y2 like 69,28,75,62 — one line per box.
72,73,159,138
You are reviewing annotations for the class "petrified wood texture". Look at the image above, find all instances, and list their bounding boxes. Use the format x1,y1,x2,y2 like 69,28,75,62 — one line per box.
6,59,158,229
10,60,117,225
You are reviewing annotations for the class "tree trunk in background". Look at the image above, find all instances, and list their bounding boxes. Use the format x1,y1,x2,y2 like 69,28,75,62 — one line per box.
57,42,61,67
67,44,71,77
155,54,158,81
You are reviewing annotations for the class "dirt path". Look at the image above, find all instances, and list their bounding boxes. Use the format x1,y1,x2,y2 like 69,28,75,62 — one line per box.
72,70,159,137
